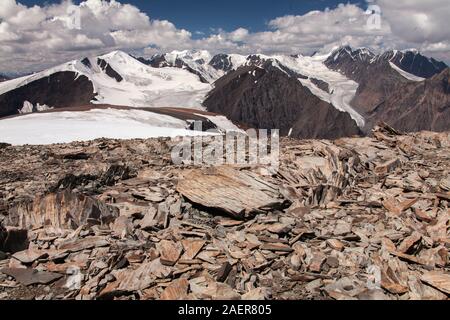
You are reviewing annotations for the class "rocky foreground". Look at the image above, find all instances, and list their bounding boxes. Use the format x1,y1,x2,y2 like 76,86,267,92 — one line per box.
0,124,449,300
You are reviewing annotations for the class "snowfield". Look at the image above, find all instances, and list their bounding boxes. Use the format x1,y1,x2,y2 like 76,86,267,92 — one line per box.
0,108,223,145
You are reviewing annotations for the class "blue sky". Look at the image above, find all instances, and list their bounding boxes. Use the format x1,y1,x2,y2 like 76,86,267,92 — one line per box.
21,0,363,36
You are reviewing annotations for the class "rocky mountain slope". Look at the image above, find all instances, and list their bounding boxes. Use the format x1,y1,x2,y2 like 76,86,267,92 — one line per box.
0,125,449,300
203,63,361,139
381,49,448,79
325,47,413,115
326,46,447,81
325,47,449,133
367,68,450,132
0,72,95,119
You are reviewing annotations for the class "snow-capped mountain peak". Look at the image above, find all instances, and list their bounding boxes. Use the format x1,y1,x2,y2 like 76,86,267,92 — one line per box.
0,50,213,119
379,49,448,78
141,49,223,83
329,46,375,63
165,49,212,64
208,53,247,73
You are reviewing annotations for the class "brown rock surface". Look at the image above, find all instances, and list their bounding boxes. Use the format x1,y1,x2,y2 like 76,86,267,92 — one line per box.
203,64,361,139
7,190,119,230
0,125,449,300
177,166,287,219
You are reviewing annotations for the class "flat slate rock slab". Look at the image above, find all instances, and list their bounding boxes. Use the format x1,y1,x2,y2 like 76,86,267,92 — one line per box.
1,268,63,286
177,166,287,219
7,190,119,230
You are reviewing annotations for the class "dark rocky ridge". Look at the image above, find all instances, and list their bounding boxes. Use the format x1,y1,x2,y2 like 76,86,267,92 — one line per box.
325,47,415,118
326,46,448,80
145,54,169,68
310,78,330,93
208,54,235,72
381,50,448,79
325,47,376,83
81,58,92,69
97,59,123,82
203,65,361,139
326,47,450,133
0,71,96,119
367,68,450,133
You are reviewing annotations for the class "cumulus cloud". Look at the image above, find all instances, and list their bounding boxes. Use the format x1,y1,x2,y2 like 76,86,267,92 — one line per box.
374,0,450,60
208,1,450,59
377,0,450,44
0,0,193,73
0,0,449,74
234,3,392,55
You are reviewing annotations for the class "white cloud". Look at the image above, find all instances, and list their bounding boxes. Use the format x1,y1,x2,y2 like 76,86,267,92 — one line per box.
0,0,193,73
374,0,450,59
376,0,450,43
236,4,393,55
0,0,449,74
228,28,249,42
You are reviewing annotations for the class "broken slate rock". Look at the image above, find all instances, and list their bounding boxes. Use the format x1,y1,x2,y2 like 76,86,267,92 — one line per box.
157,240,183,266
1,268,63,286
160,278,189,300
421,271,450,295
7,190,119,230
397,232,422,254
138,206,158,230
177,166,287,219
12,249,48,265
181,240,205,260
101,259,172,296
189,277,241,300
216,262,233,282
58,236,109,252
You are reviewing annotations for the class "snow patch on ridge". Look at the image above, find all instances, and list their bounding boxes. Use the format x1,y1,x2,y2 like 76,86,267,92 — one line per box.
389,62,425,82
196,114,245,134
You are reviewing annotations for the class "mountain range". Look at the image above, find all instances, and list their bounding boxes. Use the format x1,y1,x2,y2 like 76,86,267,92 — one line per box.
324,46,449,132
0,46,448,144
